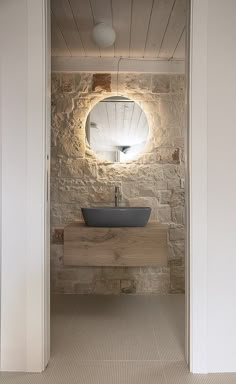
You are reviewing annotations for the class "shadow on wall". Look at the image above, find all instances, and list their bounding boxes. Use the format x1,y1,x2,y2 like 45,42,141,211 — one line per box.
50,72,185,295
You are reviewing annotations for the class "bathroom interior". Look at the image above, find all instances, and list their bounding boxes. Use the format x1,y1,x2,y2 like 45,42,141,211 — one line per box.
50,0,186,379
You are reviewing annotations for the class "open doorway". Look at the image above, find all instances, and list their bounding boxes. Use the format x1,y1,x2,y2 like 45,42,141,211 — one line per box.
2,0,236,377
50,0,188,380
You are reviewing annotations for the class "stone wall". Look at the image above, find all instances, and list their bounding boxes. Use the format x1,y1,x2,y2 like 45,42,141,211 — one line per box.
51,72,185,294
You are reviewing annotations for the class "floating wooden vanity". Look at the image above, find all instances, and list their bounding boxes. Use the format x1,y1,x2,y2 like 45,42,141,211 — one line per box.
64,222,168,267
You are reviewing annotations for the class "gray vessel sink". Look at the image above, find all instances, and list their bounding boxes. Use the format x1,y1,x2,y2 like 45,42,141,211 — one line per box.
81,207,151,227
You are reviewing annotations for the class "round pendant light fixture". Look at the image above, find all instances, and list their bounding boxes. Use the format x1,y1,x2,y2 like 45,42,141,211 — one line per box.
92,23,116,48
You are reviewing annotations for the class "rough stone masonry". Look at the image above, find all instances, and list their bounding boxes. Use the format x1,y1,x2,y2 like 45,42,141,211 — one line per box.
51,72,185,295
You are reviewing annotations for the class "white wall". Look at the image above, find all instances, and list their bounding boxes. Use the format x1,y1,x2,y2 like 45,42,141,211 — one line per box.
206,0,236,372
190,0,236,373
0,0,49,372
188,0,236,373
0,0,28,371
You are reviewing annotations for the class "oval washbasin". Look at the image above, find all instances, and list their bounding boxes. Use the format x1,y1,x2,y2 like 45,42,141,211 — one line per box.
81,207,151,227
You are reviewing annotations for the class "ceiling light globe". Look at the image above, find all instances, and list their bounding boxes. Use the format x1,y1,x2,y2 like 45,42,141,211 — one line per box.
92,23,116,48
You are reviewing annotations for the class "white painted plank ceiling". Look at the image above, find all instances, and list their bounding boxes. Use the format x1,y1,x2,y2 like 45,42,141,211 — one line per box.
158,0,186,58
69,0,100,57
51,0,186,60
144,0,175,58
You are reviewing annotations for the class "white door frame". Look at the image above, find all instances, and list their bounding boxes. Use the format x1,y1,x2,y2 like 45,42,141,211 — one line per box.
0,0,209,374
0,0,50,372
187,0,208,373
26,0,51,370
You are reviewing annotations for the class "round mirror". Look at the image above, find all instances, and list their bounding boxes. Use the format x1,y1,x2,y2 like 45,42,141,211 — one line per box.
85,96,149,162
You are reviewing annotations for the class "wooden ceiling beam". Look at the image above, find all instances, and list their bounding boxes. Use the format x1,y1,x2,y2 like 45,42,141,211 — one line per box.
51,56,185,73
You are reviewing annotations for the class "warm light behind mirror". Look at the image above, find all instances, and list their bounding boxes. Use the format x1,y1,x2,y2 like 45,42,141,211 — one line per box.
85,96,149,162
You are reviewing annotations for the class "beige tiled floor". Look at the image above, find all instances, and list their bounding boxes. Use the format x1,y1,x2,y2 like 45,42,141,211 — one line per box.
1,294,236,383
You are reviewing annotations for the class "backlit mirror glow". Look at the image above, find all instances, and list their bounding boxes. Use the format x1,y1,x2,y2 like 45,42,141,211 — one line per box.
85,96,149,162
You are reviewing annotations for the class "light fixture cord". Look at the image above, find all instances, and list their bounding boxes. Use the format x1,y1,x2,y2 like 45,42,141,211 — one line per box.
116,57,122,96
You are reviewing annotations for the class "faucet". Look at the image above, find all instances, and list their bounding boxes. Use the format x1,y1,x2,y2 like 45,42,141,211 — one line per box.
114,186,121,207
